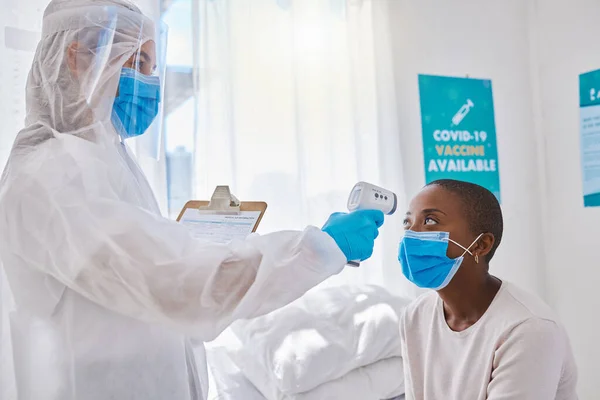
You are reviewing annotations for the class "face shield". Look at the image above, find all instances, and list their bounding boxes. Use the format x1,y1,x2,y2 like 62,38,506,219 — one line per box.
35,1,168,159
111,22,168,160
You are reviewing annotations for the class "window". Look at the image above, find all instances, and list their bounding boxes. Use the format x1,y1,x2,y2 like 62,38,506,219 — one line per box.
161,0,195,218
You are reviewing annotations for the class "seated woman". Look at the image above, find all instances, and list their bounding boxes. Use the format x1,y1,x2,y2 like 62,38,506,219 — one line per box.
398,179,577,400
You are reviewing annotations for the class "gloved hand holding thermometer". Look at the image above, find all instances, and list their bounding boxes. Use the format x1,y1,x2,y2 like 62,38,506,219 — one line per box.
322,182,397,266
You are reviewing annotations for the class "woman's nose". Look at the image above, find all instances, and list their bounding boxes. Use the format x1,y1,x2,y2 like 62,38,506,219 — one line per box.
407,222,424,232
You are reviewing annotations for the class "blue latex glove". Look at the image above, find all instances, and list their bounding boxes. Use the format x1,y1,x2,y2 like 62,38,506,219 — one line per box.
322,209,385,262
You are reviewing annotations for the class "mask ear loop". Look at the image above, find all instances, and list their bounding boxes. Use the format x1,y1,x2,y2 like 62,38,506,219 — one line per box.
447,233,484,259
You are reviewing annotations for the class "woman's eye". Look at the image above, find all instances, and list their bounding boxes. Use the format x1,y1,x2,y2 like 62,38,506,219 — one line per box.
130,57,142,68
424,217,437,225
402,219,410,228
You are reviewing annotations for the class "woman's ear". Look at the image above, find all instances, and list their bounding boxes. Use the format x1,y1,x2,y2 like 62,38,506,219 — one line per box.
66,42,80,78
475,233,495,261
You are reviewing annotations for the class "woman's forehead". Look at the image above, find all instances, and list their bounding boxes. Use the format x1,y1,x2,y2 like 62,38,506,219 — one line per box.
408,185,463,214
141,40,155,55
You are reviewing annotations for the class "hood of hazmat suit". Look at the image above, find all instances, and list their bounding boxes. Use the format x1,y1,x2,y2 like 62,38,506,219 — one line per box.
0,1,346,399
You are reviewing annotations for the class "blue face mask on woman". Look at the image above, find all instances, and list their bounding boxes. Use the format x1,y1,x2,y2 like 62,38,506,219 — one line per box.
111,67,161,139
398,230,483,290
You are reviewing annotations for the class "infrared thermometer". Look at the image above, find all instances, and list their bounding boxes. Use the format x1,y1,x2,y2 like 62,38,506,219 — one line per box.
346,182,397,266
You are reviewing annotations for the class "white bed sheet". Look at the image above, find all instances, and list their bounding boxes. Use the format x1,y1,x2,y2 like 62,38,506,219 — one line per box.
206,345,266,400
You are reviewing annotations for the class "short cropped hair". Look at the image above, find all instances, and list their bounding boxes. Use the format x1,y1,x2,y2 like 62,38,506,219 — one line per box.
425,179,503,262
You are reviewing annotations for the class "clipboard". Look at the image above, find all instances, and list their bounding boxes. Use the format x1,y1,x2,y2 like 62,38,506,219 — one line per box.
177,186,267,243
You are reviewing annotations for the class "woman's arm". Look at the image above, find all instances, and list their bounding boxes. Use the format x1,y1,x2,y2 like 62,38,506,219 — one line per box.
0,147,347,341
487,318,573,399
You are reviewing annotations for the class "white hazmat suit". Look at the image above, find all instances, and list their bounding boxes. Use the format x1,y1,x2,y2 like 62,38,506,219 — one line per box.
0,1,371,399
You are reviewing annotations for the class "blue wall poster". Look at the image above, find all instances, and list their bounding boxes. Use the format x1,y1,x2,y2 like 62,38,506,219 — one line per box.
579,68,600,207
418,74,501,201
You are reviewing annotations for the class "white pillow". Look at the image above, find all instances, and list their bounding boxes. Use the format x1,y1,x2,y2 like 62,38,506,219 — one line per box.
290,357,405,400
229,285,409,395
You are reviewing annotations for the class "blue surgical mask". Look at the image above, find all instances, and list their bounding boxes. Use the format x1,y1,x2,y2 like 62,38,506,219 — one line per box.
398,230,483,290
111,68,161,139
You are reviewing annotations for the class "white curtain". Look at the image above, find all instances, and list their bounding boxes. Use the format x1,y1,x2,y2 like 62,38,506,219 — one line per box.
191,0,411,295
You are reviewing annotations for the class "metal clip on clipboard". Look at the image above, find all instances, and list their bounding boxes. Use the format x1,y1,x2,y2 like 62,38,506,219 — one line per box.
198,186,241,214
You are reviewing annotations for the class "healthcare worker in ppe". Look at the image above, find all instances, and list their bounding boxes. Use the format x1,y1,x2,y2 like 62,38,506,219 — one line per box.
0,1,385,399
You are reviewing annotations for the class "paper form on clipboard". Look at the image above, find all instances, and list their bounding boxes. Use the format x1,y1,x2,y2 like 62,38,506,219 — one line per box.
179,208,262,244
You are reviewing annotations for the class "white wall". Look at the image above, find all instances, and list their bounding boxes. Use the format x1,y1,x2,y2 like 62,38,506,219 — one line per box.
531,0,600,397
387,0,547,298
